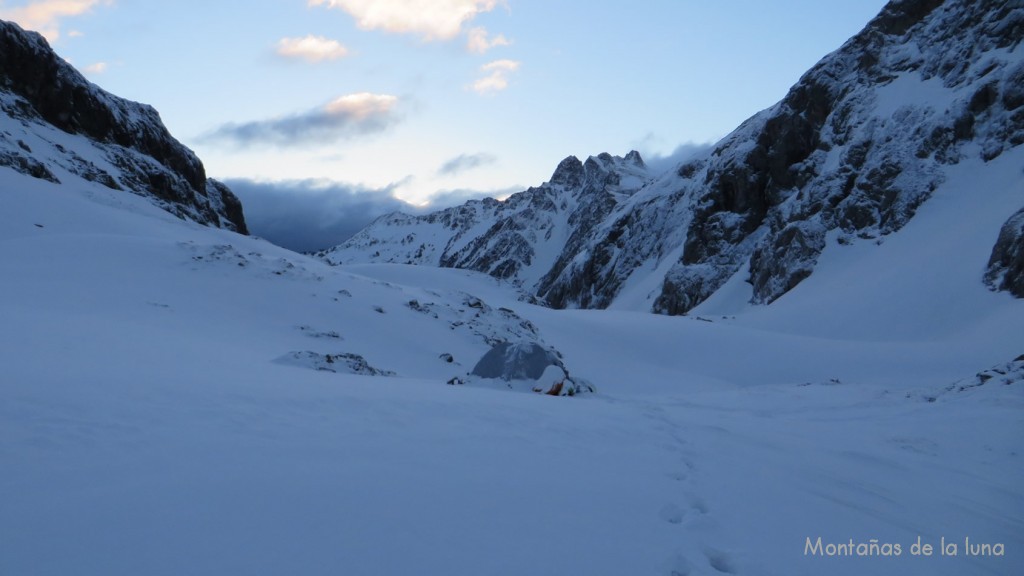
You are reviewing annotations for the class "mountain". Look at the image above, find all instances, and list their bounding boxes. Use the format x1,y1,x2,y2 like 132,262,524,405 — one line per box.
320,0,1023,314
318,150,650,299
0,19,247,233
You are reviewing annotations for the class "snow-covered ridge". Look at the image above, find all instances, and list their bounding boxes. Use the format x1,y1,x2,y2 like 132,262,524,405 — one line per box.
0,19,247,233
317,150,650,294
323,0,1024,314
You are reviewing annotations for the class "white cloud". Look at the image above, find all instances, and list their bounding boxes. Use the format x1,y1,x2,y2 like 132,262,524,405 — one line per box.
276,35,350,62
82,61,107,74
466,26,509,54
471,59,520,95
308,0,501,41
0,0,112,42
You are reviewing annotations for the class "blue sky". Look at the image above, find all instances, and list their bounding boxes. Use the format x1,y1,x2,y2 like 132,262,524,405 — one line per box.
1,0,889,249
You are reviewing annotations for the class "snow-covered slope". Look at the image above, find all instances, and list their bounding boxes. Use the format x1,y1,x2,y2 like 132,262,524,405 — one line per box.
2,154,1023,575
0,19,247,233
322,0,1023,315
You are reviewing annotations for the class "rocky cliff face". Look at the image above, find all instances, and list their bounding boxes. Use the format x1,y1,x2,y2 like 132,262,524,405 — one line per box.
322,0,1023,312
647,0,1023,313
0,20,247,233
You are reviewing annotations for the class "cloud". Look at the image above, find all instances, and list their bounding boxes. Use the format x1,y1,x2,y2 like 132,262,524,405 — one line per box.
437,152,496,176
471,59,520,95
82,61,107,74
0,0,111,42
424,185,519,206
223,178,517,252
276,35,349,62
309,0,502,41
466,26,509,54
643,142,715,175
224,178,414,252
202,92,399,147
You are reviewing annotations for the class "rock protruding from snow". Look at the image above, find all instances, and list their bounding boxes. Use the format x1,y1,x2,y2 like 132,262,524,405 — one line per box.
911,355,1024,402
0,19,247,233
985,206,1024,297
275,351,397,376
471,341,562,380
469,341,592,396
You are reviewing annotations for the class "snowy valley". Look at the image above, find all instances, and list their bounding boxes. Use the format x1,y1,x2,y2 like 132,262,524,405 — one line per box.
2,1,1023,575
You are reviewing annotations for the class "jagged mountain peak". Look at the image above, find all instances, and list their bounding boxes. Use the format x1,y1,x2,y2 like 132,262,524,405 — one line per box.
0,19,247,233
549,150,649,194
318,150,653,289
550,155,584,188
624,149,645,168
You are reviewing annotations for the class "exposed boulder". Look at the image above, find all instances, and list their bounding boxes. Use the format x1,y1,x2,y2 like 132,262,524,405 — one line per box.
471,341,562,381
469,341,592,396
274,351,396,376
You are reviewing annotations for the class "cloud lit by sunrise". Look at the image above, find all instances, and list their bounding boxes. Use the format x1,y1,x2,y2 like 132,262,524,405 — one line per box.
308,0,502,41
471,59,520,95
0,0,111,42
276,35,350,62
466,26,510,54
203,92,400,147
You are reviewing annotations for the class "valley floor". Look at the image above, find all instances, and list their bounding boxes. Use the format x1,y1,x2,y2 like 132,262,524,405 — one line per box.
1,167,1022,576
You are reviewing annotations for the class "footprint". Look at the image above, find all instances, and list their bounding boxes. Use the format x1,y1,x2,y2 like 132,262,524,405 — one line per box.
666,553,692,576
666,470,688,482
688,496,709,514
704,548,737,574
658,503,686,524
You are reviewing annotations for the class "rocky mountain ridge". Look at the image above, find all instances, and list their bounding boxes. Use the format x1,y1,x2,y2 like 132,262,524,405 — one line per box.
321,0,1023,313
0,19,247,233
318,151,650,294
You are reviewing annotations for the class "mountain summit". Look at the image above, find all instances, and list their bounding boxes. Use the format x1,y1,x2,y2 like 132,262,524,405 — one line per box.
321,0,1023,313
0,20,247,233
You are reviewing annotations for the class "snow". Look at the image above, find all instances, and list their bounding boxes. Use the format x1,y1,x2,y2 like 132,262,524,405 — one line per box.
872,72,954,120
2,142,1023,576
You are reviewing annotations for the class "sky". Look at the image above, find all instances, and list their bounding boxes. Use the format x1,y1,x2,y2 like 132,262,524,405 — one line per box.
0,0,890,251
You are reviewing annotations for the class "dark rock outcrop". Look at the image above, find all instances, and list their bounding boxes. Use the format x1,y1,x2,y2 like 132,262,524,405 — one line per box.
471,341,562,381
985,206,1024,297
0,19,247,233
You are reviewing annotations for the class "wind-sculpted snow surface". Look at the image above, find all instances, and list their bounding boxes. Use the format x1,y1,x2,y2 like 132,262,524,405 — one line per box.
323,0,1024,313
0,19,247,233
